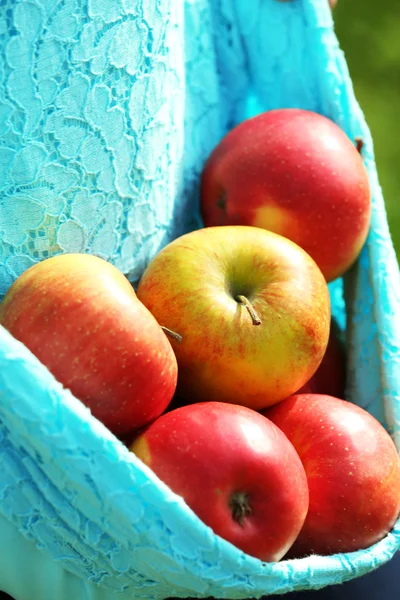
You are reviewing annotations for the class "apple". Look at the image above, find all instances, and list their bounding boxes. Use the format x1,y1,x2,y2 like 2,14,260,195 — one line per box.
279,0,337,9
0,253,178,436
200,109,371,282
136,225,331,410
130,401,309,562
264,394,400,556
295,319,346,398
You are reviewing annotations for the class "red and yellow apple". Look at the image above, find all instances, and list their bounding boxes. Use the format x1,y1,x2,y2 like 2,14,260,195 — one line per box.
137,225,331,410
264,394,400,556
200,109,371,282
0,254,178,436
130,401,309,562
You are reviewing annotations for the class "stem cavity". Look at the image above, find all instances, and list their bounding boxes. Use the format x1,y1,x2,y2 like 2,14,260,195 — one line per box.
216,191,227,211
229,491,252,527
236,295,262,326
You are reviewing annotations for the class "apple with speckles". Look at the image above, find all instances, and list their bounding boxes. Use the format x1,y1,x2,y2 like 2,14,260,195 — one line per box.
130,401,309,562
263,394,400,557
200,109,371,282
137,225,331,410
0,254,178,436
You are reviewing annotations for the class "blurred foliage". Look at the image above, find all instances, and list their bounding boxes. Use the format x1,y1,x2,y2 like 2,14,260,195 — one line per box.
334,1,400,259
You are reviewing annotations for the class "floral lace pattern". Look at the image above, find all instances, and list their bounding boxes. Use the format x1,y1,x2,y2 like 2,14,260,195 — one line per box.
1,0,184,295
0,0,263,298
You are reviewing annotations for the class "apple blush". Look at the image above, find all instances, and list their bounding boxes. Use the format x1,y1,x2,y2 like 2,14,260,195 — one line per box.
264,394,400,557
137,225,331,411
200,109,371,282
0,253,178,437
295,319,346,398
130,401,309,562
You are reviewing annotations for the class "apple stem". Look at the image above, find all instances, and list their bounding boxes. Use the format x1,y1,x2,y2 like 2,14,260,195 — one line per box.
216,192,226,211
355,137,364,154
161,326,182,344
236,295,262,326
229,491,252,527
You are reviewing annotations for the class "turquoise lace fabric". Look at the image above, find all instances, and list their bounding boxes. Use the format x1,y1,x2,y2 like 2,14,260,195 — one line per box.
1,1,400,599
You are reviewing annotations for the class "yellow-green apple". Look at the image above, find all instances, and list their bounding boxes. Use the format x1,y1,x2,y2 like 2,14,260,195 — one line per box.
200,109,371,282
0,254,178,436
137,225,331,410
295,319,346,398
264,394,400,556
130,401,309,562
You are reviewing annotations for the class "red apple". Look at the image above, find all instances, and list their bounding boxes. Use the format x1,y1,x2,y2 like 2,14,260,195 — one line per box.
296,320,346,398
137,225,331,410
130,401,309,562
200,109,371,282
264,394,400,556
279,0,337,8
0,254,178,436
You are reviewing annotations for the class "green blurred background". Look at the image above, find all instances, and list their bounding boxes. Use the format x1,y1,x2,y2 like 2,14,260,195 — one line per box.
334,1,400,259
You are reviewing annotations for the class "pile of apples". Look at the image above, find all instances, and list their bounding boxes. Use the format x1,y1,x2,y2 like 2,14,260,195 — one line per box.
1,109,400,563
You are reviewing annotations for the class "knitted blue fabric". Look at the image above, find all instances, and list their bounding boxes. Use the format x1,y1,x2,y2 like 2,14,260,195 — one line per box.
1,1,400,599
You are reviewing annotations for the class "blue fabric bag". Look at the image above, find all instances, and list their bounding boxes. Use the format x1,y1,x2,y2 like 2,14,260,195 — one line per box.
1,1,400,599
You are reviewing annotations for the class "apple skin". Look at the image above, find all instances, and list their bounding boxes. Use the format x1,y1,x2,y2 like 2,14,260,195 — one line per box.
0,254,178,436
130,401,309,562
295,319,346,398
279,0,337,8
263,394,400,557
200,109,371,282
137,225,331,410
